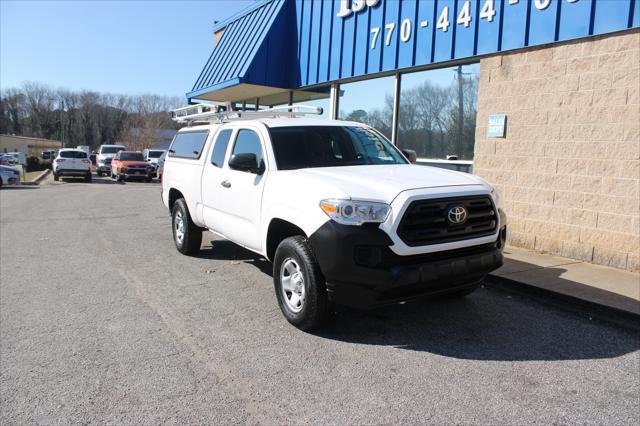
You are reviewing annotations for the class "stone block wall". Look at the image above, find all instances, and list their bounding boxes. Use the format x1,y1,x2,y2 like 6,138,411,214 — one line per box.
474,29,640,272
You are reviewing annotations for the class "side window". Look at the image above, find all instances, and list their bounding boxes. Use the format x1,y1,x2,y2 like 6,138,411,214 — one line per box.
210,129,233,168
230,129,264,168
169,131,209,159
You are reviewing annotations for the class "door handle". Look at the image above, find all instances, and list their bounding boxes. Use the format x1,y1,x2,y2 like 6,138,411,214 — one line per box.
220,180,231,188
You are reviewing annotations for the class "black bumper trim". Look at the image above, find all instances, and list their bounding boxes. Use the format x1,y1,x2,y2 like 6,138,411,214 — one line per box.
308,221,505,308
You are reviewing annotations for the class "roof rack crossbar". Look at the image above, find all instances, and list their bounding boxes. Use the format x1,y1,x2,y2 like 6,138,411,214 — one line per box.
171,103,323,125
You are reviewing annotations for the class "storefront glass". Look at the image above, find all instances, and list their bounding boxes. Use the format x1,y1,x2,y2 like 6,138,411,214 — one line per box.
338,76,394,139
397,64,479,160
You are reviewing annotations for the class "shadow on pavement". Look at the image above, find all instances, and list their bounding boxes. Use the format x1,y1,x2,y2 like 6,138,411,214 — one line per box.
492,254,640,316
198,237,639,362
200,239,272,276
2,185,39,190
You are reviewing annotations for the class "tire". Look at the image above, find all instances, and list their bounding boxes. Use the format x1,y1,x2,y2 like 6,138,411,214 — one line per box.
53,173,59,181
85,173,92,183
273,236,330,331
171,198,202,255
145,176,152,183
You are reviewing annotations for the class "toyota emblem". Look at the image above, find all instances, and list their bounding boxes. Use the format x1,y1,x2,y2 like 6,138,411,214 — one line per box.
447,205,467,225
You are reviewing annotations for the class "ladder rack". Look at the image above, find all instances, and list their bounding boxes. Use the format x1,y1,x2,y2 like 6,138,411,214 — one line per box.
171,103,324,125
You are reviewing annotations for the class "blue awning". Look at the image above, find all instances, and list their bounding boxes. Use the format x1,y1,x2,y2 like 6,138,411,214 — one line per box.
187,0,295,103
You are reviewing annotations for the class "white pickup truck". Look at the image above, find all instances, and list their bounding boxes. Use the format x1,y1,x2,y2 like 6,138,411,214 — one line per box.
162,107,506,330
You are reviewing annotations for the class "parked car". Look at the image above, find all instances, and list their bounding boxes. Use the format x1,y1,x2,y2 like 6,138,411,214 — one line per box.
96,144,126,176
0,154,19,165
0,165,21,187
52,148,92,182
5,152,27,165
110,151,154,182
143,149,166,178
42,150,57,160
76,145,90,155
156,151,167,182
162,109,507,331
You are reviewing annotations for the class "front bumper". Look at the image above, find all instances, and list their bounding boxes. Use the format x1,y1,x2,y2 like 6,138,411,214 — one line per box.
55,169,90,176
122,171,152,179
96,165,110,172
308,218,506,308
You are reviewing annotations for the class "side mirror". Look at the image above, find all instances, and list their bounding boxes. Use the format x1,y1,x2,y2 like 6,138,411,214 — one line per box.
229,153,260,174
401,149,417,164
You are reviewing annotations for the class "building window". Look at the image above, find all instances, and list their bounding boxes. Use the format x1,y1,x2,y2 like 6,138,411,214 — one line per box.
292,89,330,119
338,76,394,140
397,64,479,160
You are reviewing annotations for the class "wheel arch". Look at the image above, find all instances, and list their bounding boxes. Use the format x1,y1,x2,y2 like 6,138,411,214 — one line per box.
266,218,307,262
168,187,184,212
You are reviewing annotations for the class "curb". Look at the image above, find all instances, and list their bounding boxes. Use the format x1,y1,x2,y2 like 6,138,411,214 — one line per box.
485,274,640,332
21,169,50,186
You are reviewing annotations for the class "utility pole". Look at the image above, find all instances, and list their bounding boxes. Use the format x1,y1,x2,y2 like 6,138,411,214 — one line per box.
455,66,471,159
60,98,65,148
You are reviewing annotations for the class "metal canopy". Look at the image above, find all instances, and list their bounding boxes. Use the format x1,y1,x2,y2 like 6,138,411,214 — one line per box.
188,0,294,103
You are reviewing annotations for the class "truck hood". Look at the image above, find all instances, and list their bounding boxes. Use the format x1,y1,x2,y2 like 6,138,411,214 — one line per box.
290,164,488,203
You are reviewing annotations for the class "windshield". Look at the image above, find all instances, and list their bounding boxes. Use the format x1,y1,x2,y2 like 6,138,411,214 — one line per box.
269,126,407,170
100,146,125,154
60,151,87,159
148,150,164,158
119,153,144,161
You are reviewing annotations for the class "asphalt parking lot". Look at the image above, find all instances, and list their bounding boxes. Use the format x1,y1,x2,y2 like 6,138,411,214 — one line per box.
1,176,639,424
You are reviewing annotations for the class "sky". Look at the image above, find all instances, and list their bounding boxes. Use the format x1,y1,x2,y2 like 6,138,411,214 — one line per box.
0,0,256,99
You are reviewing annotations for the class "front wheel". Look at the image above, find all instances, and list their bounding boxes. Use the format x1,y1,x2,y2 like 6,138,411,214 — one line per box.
171,198,202,255
273,236,330,331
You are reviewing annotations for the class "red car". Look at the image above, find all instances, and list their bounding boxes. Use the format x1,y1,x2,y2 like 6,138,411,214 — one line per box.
110,151,154,182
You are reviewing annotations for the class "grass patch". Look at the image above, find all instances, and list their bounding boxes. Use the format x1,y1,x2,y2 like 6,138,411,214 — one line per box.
22,170,47,182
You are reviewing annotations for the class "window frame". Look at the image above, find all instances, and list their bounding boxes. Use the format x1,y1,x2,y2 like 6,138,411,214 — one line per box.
210,128,234,168
168,129,210,160
227,127,267,172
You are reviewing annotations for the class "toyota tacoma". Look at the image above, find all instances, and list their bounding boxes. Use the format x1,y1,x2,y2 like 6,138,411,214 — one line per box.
162,108,506,330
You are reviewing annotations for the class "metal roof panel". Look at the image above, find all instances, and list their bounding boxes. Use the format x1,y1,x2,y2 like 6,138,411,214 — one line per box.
191,0,286,94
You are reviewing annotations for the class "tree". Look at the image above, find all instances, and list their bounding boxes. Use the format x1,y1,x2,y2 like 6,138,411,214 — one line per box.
1,82,182,151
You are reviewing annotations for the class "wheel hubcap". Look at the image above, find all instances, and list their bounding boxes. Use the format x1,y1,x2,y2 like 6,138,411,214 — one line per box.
280,258,305,313
174,211,185,246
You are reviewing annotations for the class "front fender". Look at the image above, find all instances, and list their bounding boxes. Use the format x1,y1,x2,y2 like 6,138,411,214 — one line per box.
261,203,329,255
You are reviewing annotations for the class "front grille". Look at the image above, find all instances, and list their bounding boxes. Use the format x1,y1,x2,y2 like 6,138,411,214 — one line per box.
126,166,147,173
397,195,497,246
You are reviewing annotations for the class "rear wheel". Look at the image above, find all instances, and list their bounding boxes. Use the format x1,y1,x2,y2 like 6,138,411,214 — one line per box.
274,236,330,331
171,198,202,255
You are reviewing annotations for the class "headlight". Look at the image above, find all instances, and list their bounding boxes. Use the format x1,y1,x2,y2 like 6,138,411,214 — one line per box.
491,187,503,209
319,199,390,226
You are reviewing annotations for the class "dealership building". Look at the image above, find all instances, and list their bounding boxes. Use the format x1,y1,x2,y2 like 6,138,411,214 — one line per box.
188,0,639,271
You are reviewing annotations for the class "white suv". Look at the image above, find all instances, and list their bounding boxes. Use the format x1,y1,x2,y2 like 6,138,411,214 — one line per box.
162,112,506,330
53,149,92,182
96,144,126,176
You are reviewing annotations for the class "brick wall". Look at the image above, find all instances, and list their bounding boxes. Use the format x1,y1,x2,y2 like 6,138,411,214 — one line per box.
474,29,640,272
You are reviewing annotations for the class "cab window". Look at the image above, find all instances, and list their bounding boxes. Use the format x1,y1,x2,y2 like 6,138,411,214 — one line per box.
211,129,233,168
169,130,209,159
230,129,264,169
